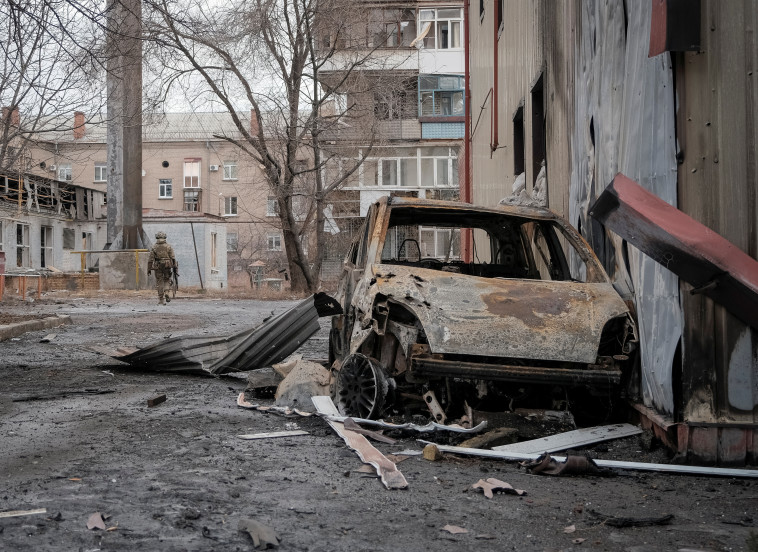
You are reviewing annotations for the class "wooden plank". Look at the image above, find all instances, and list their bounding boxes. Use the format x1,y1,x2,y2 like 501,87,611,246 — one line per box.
0,508,47,519
237,431,309,440
147,394,167,407
422,441,758,479
492,423,642,454
312,396,408,490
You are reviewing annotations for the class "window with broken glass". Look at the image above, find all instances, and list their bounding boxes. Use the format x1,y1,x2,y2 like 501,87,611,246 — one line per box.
419,75,464,117
418,8,463,49
57,163,72,182
41,226,53,268
365,8,416,47
183,189,200,212
16,223,30,267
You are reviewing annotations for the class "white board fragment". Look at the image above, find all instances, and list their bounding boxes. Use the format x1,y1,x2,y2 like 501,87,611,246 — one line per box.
492,423,642,454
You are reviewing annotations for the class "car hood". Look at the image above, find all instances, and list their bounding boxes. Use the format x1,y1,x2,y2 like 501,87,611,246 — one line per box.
367,264,629,364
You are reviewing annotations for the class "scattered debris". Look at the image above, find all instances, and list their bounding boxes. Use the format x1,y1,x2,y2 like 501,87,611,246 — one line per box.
238,518,281,549
423,443,443,461
589,510,674,527
471,478,526,498
237,430,309,440
0,508,47,519
271,355,302,379
312,396,408,490
245,367,282,398
147,394,167,407
237,393,313,417
441,525,468,535
323,415,487,434
564,525,576,533
523,452,608,476
573,538,586,544
86,512,107,530
417,441,758,478
100,293,341,375
459,427,519,449
39,333,56,343
355,464,377,474
422,390,446,424
273,360,330,410
492,423,641,454
343,418,396,444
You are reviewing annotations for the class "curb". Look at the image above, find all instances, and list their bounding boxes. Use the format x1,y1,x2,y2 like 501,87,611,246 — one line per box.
0,315,73,342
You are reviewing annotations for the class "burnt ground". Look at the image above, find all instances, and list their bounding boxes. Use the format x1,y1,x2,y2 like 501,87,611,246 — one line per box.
0,292,756,552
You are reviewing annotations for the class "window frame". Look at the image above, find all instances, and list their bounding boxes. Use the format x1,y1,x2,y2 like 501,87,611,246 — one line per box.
16,222,30,267
223,160,238,181
183,159,201,188
226,232,238,252
94,163,107,183
57,163,72,182
40,225,53,268
266,196,280,217
159,178,173,199
267,233,282,252
183,189,201,212
224,196,238,216
418,74,465,118
418,8,463,50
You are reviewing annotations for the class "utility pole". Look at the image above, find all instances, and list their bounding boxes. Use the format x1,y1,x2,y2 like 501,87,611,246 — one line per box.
106,0,145,249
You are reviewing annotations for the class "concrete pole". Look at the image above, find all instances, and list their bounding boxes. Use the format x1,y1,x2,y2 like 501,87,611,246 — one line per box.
106,0,144,249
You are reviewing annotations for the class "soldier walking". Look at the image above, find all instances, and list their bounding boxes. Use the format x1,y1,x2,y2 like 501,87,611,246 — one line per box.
148,231,178,305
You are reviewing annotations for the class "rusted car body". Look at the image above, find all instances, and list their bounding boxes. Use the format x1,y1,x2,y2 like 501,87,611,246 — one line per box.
330,196,638,419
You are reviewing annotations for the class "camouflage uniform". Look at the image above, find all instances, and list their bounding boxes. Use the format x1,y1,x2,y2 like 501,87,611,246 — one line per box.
148,232,177,305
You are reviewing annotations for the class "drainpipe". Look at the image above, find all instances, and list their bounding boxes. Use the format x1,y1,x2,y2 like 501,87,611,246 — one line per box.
491,0,499,154
463,0,473,262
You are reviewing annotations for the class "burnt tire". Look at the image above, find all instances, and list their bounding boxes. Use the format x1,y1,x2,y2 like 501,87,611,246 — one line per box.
335,354,388,419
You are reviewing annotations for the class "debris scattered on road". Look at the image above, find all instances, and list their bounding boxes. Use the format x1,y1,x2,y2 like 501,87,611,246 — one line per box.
238,518,281,549
245,367,282,398
86,512,107,530
471,478,526,498
423,443,443,461
564,525,576,533
459,427,519,449
420,441,758,478
147,394,167,407
523,452,608,476
237,393,314,417
589,510,674,528
0,508,47,519
441,525,468,535
343,417,396,444
273,360,330,410
573,537,586,544
39,333,56,343
492,423,641,454
422,390,446,424
312,396,408,490
236,430,309,440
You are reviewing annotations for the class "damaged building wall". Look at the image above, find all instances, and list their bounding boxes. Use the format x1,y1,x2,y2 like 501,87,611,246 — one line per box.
673,2,758,429
570,1,682,416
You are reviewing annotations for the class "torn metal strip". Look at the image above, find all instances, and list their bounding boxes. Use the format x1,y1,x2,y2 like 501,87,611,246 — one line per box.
419,441,758,479
323,414,488,434
312,396,408,490
237,431,309,440
492,423,642,454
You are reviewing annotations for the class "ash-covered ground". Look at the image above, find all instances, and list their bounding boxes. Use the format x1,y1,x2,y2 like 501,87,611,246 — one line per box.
0,292,756,551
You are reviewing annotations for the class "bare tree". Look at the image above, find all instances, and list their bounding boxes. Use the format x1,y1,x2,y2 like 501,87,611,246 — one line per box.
144,0,414,292
0,1,109,174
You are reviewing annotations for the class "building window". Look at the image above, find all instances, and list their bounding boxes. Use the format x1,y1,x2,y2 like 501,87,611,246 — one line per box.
418,8,462,50
266,196,279,217
41,226,53,268
184,189,200,211
184,159,201,188
57,163,72,182
223,161,238,180
360,146,457,189
16,223,30,267
367,8,416,47
224,196,238,216
211,232,218,269
420,227,460,259
513,104,525,176
63,228,76,249
0,220,3,251
226,232,238,252
419,75,464,117
94,163,107,182
159,178,173,199
267,234,282,251
374,82,417,120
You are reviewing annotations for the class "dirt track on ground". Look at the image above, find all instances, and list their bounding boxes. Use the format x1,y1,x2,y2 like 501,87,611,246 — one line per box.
0,292,756,551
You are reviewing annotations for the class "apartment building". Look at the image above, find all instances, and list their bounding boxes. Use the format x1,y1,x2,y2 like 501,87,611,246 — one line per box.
318,1,465,272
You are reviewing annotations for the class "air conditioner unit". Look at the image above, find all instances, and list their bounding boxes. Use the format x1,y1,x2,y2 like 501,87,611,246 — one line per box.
48,165,56,171
209,165,219,172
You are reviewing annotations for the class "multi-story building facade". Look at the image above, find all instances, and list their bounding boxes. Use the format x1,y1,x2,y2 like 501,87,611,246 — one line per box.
318,1,465,274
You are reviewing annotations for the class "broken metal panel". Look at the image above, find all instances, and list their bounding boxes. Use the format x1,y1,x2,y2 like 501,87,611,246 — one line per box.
492,423,642,454
591,174,758,330
367,265,629,365
113,294,340,375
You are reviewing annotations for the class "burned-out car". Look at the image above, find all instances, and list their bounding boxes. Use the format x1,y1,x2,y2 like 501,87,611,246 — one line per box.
329,196,638,421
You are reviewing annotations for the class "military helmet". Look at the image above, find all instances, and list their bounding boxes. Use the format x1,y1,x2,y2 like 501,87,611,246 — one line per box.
155,231,167,239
